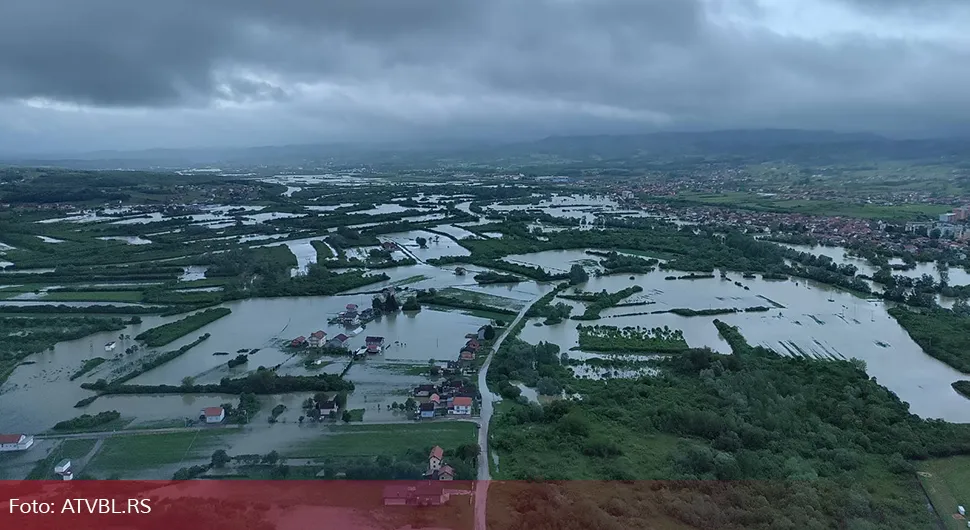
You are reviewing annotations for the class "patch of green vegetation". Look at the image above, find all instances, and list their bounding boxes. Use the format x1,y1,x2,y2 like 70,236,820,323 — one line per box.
437,287,525,310
88,430,227,474
43,290,145,303
393,274,427,286
288,422,475,458
491,332,970,528
25,439,98,480
578,324,689,353
414,288,517,316
889,306,970,373
952,381,970,400
309,239,333,259
670,191,949,221
917,456,970,529
565,285,644,320
69,357,107,381
342,408,365,422
135,307,231,347
51,411,126,432
474,271,522,284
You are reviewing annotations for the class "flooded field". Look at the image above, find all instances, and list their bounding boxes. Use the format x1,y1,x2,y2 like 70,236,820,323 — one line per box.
778,243,970,286
509,252,970,423
382,231,471,261
0,284,497,434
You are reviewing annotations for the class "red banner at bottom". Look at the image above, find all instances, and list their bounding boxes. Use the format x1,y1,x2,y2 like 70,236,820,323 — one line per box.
2,480,481,530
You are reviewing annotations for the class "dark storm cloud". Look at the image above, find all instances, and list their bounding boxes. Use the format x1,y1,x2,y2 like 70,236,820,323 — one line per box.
0,0,967,150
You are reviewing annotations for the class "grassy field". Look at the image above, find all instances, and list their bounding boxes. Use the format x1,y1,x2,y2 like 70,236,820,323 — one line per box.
43,290,145,302
25,439,97,479
671,192,950,221
87,429,226,474
918,456,970,529
287,422,476,458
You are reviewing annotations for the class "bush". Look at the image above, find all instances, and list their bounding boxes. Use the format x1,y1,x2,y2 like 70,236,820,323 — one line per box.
52,411,121,431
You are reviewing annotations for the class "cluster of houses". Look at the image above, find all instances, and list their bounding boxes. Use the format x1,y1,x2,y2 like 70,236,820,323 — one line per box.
413,380,476,419
289,328,386,358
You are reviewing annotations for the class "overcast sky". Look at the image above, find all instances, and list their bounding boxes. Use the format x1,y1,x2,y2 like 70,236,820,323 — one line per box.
1,0,968,153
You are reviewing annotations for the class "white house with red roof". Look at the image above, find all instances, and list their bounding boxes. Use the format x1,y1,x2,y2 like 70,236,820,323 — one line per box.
450,396,473,416
200,407,225,424
308,330,327,348
428,445,444,472
0,434,34,452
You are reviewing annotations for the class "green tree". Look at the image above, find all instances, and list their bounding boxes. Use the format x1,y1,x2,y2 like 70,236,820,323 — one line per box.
335,392,348,409
210,449,230,469
341,410,352,423
568,264,589,285
416,236,428,248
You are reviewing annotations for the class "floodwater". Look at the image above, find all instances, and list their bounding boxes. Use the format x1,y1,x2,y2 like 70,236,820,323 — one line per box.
179,266,208,282
509,256,970,423
253,237,331,276
502,249,598,274
433,224,480,240
98,236,152,245
382,231,471,261
777,243,970,286
0,290,493,435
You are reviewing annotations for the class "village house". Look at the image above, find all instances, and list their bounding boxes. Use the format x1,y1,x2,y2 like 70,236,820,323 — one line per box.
428,446,444,472
414,384,436,397
477,325,488,340
54,459,73,481
200,407,225,424
308,330,327,348
318,400,339,416
327,333,350,349
459,349,476,362
0,434,34,452
450,396,473,416
419,402,436,419
437,465,455,481
365,336,385,354
290,336,307,348
465,339,480,351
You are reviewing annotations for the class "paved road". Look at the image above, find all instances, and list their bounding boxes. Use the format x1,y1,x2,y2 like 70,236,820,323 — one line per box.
475,295,542,530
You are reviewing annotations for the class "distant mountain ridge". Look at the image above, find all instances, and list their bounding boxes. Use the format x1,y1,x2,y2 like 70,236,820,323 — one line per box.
1,129,966,170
